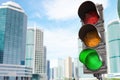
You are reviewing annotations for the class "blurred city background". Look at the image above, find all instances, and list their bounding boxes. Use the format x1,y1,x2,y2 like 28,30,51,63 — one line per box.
0,0,120,80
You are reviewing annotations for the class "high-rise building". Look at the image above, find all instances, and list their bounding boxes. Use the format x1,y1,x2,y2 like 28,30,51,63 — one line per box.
50,59,64,80
50,68,54,80
26,27,46,79
118,0,120,18
57,59,64,80
73,58,79,80
64,57,72,80
0,1,32,80
44,46,47,73
107,20,120,73
0,1,27,65
72,62,74,78
47,60,50,80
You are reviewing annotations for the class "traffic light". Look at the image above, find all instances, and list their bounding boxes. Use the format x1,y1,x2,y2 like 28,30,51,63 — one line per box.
78,1,107,74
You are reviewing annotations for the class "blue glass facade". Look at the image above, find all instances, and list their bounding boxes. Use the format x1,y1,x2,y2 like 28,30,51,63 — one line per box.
26,29,34,68
0,8,6,63
0,7,27,65
107,20,120,73
0,1,32,80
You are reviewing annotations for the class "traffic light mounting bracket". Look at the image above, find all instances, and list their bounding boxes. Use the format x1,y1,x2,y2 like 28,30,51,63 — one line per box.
93,73,103,80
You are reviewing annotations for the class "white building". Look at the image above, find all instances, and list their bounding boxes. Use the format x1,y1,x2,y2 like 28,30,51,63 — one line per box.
26,27,46,80
50,59,64,80
64,57,72,80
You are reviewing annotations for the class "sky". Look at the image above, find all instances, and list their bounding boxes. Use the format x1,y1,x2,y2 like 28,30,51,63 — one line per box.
0,0,119,65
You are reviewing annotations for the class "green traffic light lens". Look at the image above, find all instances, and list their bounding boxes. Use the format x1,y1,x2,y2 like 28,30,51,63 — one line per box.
79,48,102,71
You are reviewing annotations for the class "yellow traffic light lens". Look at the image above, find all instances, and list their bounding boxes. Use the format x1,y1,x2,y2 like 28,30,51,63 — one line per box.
84,31,101,47
79,49,103,71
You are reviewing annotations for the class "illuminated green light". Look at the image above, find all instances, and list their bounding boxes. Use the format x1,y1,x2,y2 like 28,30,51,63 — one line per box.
79,48,102,71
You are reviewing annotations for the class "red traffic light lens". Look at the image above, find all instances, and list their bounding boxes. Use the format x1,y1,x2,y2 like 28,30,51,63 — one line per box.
78,1,100,25
84,11,99,24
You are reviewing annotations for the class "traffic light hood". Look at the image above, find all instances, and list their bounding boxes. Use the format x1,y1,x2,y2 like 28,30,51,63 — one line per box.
78,1,99,24
79,24,97,40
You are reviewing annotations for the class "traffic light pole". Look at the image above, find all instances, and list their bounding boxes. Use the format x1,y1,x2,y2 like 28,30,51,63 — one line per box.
93,73,103,80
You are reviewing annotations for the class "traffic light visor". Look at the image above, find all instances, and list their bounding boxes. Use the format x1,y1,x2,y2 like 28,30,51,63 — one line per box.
79,48,102,71
78,24,101,47
78,1,99,24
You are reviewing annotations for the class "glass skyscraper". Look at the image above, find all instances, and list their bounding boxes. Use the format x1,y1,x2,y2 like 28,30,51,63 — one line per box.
0,1,32,80
107,20,120,73
0,1,27,65
26,27,46,80
25,28,34,68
